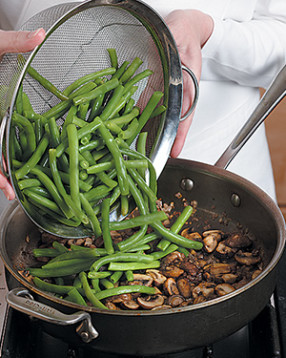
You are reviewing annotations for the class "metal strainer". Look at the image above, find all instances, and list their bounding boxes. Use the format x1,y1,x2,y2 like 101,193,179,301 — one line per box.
0,0,198,237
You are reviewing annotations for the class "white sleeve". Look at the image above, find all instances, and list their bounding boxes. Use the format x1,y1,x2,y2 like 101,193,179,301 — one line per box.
201,0,286,89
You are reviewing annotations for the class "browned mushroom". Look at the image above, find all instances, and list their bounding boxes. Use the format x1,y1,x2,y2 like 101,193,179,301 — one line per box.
224,233,252,248
215,283,235,296
192,282,216,299
177,277,193,298
203,235,218,253
121,300,140,310
162,251,185,266
215,241,237,258
163,278,179,295
166,294,185,307
137,295,165,309
146,269,167,286
234,251,261,266
202,230,223,241
209,263,232,276
181,229,202,241
162,265,184,278
129,274,153,287
222,273,238,284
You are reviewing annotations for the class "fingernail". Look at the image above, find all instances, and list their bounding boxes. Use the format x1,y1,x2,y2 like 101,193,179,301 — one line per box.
27,28,42,39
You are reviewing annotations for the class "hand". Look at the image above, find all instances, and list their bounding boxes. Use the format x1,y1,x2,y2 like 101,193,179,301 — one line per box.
165,10,214,157
0,28,46,200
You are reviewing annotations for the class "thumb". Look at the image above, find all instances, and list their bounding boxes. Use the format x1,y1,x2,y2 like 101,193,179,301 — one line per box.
0,28,46,57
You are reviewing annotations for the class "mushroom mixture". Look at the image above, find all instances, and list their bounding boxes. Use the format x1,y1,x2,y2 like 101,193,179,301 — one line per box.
26,198,264,311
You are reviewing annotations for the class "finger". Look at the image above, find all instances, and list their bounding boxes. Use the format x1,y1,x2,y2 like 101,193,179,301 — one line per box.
170,114,194,158
0,174,15,200
0,28,46,57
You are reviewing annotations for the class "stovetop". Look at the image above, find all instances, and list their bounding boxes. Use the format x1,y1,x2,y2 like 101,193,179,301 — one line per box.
0,249,286,358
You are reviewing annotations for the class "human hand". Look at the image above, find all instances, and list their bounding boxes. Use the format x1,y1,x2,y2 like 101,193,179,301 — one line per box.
165,10,214,157
0,28,46,200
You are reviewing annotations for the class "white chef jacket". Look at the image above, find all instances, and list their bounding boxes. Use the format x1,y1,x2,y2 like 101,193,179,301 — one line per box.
1,0,286,200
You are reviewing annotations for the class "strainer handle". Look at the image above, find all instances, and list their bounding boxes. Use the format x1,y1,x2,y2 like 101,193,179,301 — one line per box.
0,111,9,178
180,65,199,121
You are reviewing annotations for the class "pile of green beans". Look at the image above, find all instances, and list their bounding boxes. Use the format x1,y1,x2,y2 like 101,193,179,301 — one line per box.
15,49,204,309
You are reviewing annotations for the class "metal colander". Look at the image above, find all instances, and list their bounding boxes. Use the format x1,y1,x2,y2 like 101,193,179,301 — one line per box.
0,0,198,237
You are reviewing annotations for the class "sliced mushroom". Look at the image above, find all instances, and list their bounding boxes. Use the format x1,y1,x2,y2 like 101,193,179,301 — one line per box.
163,265,184,278
129,274,153,286
202,230,223,241
163,278,179,296
222,273,238,284
105,301,121,310
209,263,232,276
151,305,172,311
166,294,185,307
215,283,235,296
181,229,202,241
109,293,133,304
234,251,261,266
215,241,237,258
121,300,140,310
137,295,165,309
252,270,263,280
203,235,218,253
110,231,123,244
162,251,184,266
192,282,216,299
224,233,252,248
146,269,167,286
177,277,193,298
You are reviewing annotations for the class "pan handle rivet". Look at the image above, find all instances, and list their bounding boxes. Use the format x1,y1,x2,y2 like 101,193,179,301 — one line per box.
231,193,241,207
180,178,194,191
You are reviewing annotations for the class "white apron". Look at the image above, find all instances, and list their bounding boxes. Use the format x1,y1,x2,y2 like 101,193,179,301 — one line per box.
1,0,286,200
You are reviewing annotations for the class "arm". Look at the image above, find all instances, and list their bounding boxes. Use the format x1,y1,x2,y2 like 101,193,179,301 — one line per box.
0,28,45,200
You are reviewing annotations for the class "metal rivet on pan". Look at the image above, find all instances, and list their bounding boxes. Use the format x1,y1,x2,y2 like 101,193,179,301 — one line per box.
180,178,194,191
231,193,241,207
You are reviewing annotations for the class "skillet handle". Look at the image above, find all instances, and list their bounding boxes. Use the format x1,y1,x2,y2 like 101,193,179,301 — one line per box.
215,64,286,169
6,287,99,343
0,111,9,178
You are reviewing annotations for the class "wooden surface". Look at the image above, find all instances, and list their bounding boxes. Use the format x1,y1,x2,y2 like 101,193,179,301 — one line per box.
264,93,286,219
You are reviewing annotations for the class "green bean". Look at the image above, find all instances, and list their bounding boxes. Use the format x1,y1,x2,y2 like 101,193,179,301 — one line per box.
78,103,89,120
83,184,113,202
100,278,114,289
61,105,77,139
126,244,150,252
30,167,73,219
32,248,61,258
117,225,148,252
108,261,160,271
126,91,164,145
125,270,134,282
95,117,129,195
80,193,102,238
101,198,114,254
15,134,49,180
88,271,111,279
49,149,89,225
63,67,116,96
79,139,102,153
151,221,203,250
88,94,104,121
66,124,81,210
79,272,107,309
177,247,190,257
33,277,75,295
70,244,107,256
80,134,92,146
119,118,138,140
23,189,62,214
71,115,89,128
12,112,36,157
94,285,156,301
28,259,95,277
42,257,95,270
68,81,97,99
66,287,87,306
110,271,123,284
11,127,22,160
128,168,157,204
18,178,41,190
123,98,135,115
52,241,69,253
112,61,129,79
109,211,167,231
48,250,99,265
42,100,72,120
106,107,139,128
119,57,143,83
91,278,101,293
123,69,153,94
107,48,118,69
106,86,138,119
73,78,119,106
90,252,155,272
22,92,37,121
150,104,167,118
27,186,51,198
120,195,129,216
34,117,43,144
18,128,28,153
151,244,178,260
100,85,124,121
26,64,69,101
